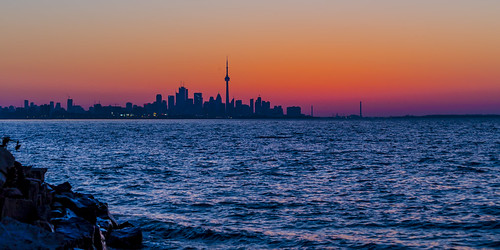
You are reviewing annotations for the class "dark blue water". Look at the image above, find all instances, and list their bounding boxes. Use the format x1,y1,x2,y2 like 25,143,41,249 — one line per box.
1,119,499,249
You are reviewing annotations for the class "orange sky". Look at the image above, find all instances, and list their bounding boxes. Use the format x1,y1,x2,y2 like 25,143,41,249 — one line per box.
1,1,499,116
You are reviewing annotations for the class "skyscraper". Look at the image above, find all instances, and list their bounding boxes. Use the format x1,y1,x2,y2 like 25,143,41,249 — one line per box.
225,57,230,116
67,98,73,112
255,97,262,114
168,95,175,114
250,99,254,114
155,94,163,114
194,93,203,114
176,86,188,109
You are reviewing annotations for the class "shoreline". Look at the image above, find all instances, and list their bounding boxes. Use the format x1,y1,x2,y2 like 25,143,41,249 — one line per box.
0,114,499,120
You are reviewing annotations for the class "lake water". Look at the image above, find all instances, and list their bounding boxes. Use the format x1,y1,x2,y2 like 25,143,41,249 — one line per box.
1,119,499,249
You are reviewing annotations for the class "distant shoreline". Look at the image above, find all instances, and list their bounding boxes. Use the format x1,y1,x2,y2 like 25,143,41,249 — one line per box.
0,114,499,120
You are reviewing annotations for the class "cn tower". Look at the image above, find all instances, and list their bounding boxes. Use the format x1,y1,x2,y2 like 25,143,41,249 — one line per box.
225,57,230,116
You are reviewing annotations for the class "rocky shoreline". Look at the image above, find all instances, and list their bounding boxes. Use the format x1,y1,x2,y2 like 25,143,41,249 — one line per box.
0,147,142,249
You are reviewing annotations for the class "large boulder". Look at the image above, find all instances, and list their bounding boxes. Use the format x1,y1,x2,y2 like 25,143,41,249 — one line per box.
53,181,72,193
0,148,15,188
1,198,37,223
96,201,118,229
0,217,65,249
107,224,143,249
52,216,97,249
1,187,23,198
54,192,99,224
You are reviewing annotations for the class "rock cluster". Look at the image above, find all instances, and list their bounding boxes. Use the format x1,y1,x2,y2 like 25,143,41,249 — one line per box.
0,147,142,249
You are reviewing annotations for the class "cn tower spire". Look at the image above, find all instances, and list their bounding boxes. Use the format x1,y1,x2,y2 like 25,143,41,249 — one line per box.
225,57,230,116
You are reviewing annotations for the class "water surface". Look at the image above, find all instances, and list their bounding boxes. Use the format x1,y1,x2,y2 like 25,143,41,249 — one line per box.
1,119,499,248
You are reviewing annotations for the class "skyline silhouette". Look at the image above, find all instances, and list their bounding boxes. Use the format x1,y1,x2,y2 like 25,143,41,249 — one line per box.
1,56,498,118
1,58,374,119
0,88,307,119
0,60,315,119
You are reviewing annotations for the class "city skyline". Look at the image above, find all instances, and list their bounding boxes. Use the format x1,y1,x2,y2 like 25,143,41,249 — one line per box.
0,57,360,118
1,1,500,116
0,84,311,119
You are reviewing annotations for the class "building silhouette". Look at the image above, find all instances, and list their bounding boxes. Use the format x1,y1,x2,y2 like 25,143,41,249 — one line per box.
0,58,323,119
67,98,73,112
287,106,303,117
168,95,175,114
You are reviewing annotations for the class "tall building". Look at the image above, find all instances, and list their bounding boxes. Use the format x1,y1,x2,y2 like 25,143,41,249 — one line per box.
168,96,175,113
262,101,271,115
194,93,203,114
250,99,254,114
255,97,262,114
216,93,224,117
24,100,29,109
67,98,73,112
225,57,230,116
161,100,167,114
155,94,163,114
176,86,188,109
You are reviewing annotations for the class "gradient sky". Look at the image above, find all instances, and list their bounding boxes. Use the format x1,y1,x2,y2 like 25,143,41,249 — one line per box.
1,1,499,116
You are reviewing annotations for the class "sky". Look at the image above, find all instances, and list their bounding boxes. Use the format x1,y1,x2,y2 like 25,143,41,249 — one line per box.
1,0,499,116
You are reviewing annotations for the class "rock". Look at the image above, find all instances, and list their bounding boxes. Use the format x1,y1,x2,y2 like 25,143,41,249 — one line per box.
41,183,55,205
1,198,37,223
0,217,65,249
107,225,143,249
26,167,47,183
97,217,115,236
52,201,64,208
0,148,15,188
1,187,23,198
96,202,118,228
54,181,72,193
53,216,96,249
118,221,135,229
54,192,99,224
27,178,41,202
34,219,55,232
94,225,108,250
0,147,142,249
36,204,52,222
50,207,65,218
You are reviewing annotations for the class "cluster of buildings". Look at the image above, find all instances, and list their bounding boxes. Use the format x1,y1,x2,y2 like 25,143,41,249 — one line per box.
0,59,307,119
0,89,304,119
0,90,304,119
